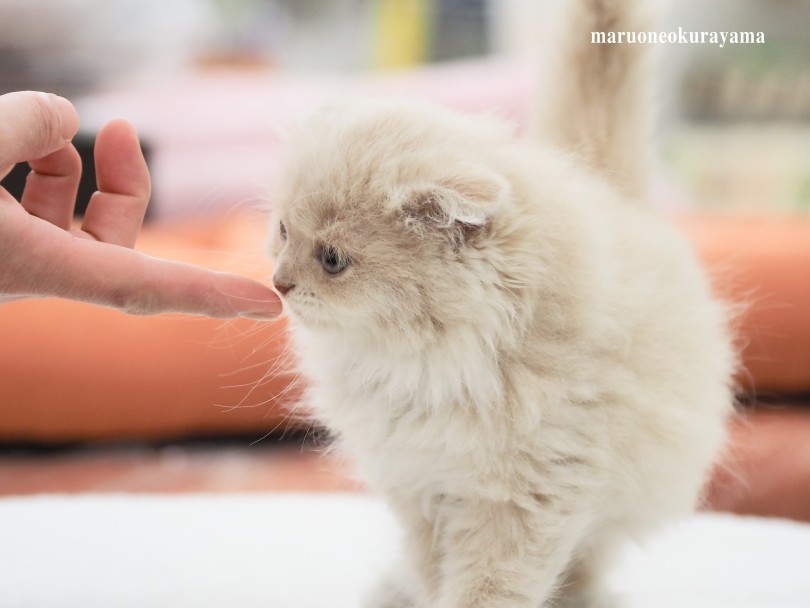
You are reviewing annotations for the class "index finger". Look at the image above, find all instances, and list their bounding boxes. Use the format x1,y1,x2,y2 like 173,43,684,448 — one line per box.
13,216,282,319
0,92,79,178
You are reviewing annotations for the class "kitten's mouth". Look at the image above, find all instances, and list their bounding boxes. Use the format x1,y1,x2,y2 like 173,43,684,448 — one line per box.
283,296,349,332
278,294,318,324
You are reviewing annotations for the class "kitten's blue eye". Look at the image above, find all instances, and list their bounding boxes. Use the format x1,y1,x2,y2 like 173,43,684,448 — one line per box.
279,221,287,241
319,247,351,275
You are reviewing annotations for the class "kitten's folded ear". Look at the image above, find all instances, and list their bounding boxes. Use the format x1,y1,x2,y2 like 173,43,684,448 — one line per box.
401,168,510,242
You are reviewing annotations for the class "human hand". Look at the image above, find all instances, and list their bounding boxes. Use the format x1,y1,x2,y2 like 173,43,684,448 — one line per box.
0,91,281,319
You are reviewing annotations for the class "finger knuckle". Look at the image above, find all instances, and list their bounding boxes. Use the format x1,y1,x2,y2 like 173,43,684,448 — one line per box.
30,94,61,150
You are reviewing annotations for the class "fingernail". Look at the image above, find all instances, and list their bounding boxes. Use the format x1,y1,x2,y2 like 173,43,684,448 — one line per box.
47,94,79,141
241,310,283,321
238,298,284,321
239,312,281,321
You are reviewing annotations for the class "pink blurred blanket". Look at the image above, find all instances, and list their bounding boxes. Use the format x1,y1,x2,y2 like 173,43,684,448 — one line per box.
76,59,533,219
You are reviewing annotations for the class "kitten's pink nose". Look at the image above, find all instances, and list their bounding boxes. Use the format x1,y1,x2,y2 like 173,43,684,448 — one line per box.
272,277,295,296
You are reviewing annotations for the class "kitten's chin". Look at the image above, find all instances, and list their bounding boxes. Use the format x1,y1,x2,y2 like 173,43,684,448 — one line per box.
283,300,341,333
286,303,376,339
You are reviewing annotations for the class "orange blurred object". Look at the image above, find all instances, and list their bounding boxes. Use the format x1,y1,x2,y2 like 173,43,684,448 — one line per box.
676,214,810,394
0,212,807,443
0,213,298,443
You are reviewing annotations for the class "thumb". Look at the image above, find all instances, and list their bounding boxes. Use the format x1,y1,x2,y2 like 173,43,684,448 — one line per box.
0,91,80,176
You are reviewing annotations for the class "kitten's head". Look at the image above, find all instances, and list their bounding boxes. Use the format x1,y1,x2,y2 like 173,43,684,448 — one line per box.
269,99,520,343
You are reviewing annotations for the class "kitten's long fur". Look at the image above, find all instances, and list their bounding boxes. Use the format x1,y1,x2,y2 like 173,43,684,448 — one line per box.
535,0,654,198
268,1,735,606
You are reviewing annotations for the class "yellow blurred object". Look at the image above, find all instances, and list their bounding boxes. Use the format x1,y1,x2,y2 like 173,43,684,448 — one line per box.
373,0,430,69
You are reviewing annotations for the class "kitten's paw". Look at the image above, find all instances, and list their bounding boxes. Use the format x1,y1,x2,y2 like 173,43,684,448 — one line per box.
551,590,622,608
362,573,416,608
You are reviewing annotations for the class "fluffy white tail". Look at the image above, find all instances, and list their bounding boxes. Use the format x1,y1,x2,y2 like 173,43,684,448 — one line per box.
534,0,655,198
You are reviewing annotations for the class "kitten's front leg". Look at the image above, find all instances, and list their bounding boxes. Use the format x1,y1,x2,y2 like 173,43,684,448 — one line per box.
363,567,417,608
364,502,439,608
432,496,581,608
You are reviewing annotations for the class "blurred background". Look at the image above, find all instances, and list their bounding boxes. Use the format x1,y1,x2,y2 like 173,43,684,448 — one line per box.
0,0,809,520
2,0,809,213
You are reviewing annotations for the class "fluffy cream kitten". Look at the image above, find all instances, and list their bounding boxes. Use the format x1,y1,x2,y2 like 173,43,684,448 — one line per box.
268,1,735,606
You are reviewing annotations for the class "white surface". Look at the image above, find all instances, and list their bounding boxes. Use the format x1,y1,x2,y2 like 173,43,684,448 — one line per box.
0,494,808,607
